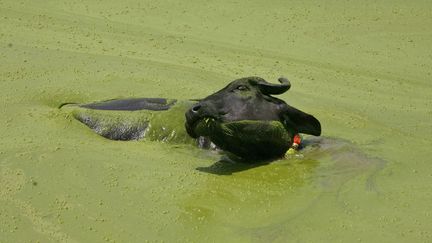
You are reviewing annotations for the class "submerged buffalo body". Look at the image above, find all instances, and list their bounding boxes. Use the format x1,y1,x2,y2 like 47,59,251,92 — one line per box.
62,77,321,160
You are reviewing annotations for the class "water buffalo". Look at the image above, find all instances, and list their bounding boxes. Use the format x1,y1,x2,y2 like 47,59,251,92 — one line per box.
62,76,321,160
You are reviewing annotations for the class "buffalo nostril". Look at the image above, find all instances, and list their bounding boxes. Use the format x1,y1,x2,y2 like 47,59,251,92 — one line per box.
192,104,201,113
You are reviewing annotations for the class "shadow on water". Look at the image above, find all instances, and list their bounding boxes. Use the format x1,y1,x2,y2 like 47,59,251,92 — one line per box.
197,160,277,175
196,157,273,175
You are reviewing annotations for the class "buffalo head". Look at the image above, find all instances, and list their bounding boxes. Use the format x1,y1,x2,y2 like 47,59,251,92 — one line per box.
185,76,321,160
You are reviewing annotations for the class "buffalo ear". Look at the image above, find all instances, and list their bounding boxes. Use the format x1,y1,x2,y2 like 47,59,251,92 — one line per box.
281,105,321,136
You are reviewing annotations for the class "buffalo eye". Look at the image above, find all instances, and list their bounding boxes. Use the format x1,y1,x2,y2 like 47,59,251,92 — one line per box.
235,85,249,91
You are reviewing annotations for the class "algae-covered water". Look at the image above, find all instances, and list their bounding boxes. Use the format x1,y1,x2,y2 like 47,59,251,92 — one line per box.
1,0,432,242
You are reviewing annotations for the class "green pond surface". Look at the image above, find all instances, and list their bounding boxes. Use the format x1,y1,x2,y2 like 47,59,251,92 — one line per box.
1,0,431,242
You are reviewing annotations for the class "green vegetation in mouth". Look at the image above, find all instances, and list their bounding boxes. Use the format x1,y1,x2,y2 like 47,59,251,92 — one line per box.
193,117,218,137
195,119,290,137
194,119,293,159
220,120,290,141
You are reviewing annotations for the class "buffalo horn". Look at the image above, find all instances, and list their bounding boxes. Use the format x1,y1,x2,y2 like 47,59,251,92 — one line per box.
250,77,291,95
